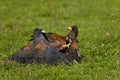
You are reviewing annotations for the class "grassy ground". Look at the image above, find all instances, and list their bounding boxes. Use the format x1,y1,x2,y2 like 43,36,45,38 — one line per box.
0,0,120,80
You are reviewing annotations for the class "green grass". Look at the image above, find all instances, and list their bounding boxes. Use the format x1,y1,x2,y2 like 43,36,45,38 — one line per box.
0,0,120,80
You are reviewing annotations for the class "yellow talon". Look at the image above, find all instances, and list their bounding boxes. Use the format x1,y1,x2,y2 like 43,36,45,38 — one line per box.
62,39,72,48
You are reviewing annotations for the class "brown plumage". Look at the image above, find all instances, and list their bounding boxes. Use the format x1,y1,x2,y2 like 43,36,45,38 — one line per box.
9,25,81,64
47,33,66,45
9,28,70,65
61,25,81,62
67,25,78,42
44,25,81,62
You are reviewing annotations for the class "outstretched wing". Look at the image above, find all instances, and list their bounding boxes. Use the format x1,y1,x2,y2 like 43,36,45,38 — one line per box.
8,44,34,63
9,28,71,65
34,46,71,65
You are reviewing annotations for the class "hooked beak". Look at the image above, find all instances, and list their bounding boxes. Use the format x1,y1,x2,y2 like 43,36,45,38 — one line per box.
41,30,45,33
68,27,72,30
